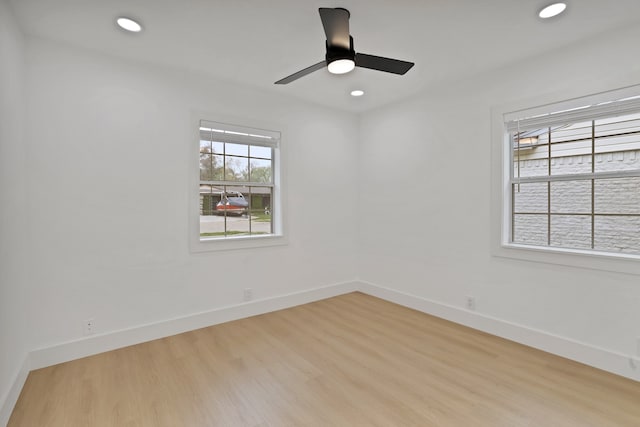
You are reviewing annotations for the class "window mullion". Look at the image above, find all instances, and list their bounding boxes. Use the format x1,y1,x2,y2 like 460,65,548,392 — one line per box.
248,187,252,236
511,169,640,184
591,120,596,249
511,183,515,243
548,127,552,246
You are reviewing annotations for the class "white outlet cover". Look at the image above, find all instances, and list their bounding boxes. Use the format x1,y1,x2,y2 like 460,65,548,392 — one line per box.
466,296,476,311
83,318,95,335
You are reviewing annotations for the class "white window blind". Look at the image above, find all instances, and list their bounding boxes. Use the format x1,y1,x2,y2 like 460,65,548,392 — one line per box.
199,120,280,148
506,96,640,133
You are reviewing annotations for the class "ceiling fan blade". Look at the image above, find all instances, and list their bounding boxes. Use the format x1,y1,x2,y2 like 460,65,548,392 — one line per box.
274,60,326,85
355,53,414,75
318,8,351,50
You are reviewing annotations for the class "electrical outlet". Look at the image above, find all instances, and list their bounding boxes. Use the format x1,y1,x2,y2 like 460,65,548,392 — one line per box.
466,296,476,311
243,288,253,302
83,318,95,336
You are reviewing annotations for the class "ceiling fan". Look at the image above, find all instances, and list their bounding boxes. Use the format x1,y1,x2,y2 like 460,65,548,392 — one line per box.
275,7,415,85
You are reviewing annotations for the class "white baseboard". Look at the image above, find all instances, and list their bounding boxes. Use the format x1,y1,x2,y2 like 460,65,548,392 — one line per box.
30,280,359,370
1,280,357,424
0,354,29,427
4,278,638,425
357,280,640,382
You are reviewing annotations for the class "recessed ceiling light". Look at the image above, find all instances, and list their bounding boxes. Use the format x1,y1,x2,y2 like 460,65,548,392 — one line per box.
538,3,567,19
116,17,143,33
350,90,364,97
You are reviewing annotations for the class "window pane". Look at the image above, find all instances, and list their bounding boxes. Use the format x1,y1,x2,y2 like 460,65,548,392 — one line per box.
211,155,224,181
593,149,640,173
200,154,224,181
225,143,248,157
200,214,227,238
199,153,213,181
513,182,547,213
212,141,224,154
225,156,249,181
550,155,592,175
549,121,592,145
222,185,250,237
200,140,211,153
224,213,251,237
594,177,640,214
550,180,591,214
514,157,549,178
594,114,640,173
594,216,640,255
249,186,272,235
548,122,593,176
250,145,272,159
199,185,224,236
513,214,548,246
249,159,272,183
199,185,222,216
595,113,640,138
550,215,592,250
512,131,549,178
201,140,224,154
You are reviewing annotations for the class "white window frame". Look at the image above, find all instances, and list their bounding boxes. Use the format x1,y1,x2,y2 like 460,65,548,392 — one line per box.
491,85,640,275
189,115,287,252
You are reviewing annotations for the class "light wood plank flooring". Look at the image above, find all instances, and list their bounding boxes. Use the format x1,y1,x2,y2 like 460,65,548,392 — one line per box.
9,292,640,426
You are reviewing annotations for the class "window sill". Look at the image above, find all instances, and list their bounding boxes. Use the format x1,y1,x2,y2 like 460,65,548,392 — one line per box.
493,242,640,276
190,233,287,253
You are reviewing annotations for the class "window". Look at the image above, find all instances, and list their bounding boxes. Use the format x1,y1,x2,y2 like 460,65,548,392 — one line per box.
503,88,640,257
197,119,281,245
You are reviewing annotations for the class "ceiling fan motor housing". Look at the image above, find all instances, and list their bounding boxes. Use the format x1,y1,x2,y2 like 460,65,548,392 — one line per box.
326,36,355,65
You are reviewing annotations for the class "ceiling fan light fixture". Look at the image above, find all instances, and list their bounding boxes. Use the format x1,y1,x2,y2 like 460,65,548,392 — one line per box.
328,58,355,74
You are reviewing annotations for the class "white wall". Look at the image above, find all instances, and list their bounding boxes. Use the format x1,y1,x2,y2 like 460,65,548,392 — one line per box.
0,0,29,420
4,12,640,421
358,23,640,364
18,38,358,352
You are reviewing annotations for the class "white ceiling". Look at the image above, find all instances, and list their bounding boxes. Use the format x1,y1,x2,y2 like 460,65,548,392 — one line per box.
9,0,640,112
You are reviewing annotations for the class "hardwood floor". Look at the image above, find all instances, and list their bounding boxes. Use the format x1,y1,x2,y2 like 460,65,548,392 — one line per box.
9,292,640,426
